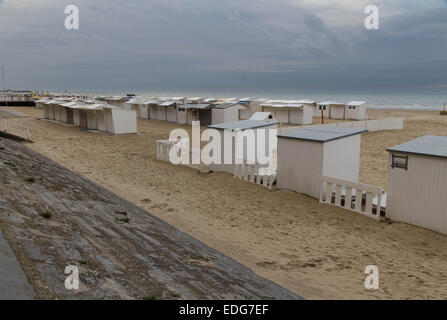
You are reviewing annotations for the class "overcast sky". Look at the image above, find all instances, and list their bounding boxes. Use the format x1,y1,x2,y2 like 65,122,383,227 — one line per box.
0,0,446,93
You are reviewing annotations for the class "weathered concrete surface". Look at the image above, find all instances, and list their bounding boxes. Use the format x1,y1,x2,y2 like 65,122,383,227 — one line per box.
0,138,300,300
0,230,36,299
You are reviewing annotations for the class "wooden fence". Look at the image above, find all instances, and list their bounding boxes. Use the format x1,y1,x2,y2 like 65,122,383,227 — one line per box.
234,162,276,190
156,140,206,172
279,117,404,135
0,119,32,142
319,176,385,221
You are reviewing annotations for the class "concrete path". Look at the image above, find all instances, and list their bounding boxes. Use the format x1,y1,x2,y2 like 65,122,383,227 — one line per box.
0,230,35,300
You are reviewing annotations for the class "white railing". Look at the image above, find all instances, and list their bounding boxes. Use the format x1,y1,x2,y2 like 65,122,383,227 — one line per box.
278,117,404,135
0,119,32,141
319,176,385,221
234,162,276,190
156,140,207,172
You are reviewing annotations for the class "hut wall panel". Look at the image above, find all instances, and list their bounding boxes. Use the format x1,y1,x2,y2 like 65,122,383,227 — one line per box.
322,135,361,183
387,154,447,234
329,106,345,119
166,107,177,122
277,138,324,198
157,106,167,121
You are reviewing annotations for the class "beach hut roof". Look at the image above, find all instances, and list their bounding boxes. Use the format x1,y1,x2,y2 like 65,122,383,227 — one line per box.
249,112,275,121
387,135,447,159
142,99,159,105
319,101,345,106
208,119,279,131
261,103,304,108
77,103,109,110
160,101,177,107
296,99,316,104
213,103,246,109
278,127,367,142
346,101,367,106
183,103,214,110
61,101,80,107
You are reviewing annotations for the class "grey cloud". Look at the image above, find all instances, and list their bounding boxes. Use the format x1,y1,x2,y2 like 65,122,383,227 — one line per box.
0,0,446,92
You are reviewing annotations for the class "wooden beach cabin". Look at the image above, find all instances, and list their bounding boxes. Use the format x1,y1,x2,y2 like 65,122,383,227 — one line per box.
277,127,367,198
345,101,368,120
156,101,175,121
183,104,215,126
124,97,148,118
315,101,339,118
386,136,447,235
328,102,346,119
211,103,249,125
143,99,159,120
261,102,313,125
207,114,279,174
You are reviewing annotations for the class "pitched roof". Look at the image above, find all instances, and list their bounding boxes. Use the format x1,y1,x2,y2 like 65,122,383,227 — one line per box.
278,127,367,142
387,135,447,159
208,119,279,131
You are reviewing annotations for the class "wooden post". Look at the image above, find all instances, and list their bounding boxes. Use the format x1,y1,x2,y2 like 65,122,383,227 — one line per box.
321,109,324,125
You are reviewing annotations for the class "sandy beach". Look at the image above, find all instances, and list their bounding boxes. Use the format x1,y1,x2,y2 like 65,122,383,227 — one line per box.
3,106,447,299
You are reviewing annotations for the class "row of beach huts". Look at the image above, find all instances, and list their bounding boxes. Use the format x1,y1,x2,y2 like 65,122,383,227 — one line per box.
31,94,447,236
34,95,369,134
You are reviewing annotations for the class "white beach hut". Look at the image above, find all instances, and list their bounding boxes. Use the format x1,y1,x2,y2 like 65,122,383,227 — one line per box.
156,101,176,122
261,102,313,125
316,101,341,118
142,99,160,120
345,101,368,120
211,103,249,125
277,127,367,198
124,97,147,118
76,104,137,134
207,116,279,174
328,102,346,119
104,96,128,109
183,104,215,126
386,136,447,235
35,98,50,110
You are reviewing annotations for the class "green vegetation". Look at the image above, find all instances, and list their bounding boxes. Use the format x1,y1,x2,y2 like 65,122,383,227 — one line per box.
190,254,209,262
4,161,16,168
39,212,52,219
143,296,158,300
116,217,130,223
25,177,34,183
115,210,128,216
170,291,181,298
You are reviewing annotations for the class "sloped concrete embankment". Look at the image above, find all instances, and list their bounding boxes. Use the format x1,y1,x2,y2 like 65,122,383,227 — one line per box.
0,137,300,300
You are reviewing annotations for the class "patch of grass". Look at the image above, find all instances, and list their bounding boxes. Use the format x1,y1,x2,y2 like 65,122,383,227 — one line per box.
116,217,130,223
79,260,87,265
4,161,16,168
190,254,209,262
115,210,128,216
170,291,181,298
39,212,52,219
25,177,34,183
142,296,158,300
